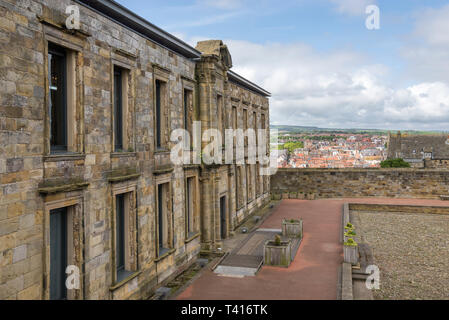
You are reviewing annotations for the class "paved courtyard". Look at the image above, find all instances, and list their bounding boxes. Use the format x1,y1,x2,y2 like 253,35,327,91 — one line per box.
176,198,449,300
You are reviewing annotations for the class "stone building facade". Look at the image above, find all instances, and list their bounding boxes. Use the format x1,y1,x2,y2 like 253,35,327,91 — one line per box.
0,0,270,300
387,132,449,168
271,168,449,200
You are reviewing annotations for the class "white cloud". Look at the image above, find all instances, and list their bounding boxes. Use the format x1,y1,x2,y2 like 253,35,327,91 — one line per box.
224,40,449,130
329,0,376,16
401,4,449,83
177,3,449,131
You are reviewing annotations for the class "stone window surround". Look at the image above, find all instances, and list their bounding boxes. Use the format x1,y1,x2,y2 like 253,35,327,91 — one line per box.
246,164,254,204
236,165,244,210
243,108,248,151
111,50,137,155
153,66,171,152
43,195,84,300
182,79,195,159
216,190,229,240
110,183,138,286
154,175,174,261
184,170,200,243
111,66,130,152
256,163,261,197
43,25,84,157
216,94,225,146
182,79,195,129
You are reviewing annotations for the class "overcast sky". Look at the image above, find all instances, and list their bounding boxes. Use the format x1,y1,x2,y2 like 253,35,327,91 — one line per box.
117,0,449,131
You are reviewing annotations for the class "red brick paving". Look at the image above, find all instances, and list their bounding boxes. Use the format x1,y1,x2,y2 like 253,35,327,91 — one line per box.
176,198,449,300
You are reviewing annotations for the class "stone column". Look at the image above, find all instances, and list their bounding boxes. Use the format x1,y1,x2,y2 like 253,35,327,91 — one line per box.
200,172,212,249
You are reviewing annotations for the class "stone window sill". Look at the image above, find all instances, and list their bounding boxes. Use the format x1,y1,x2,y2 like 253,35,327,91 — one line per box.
183,164,200,170
153,166,174,175
185,232,200,244
107,173,140,183
44,153,85,162
109,270,141,291
154,148,170,155
111,152,137,158
155,248,175,262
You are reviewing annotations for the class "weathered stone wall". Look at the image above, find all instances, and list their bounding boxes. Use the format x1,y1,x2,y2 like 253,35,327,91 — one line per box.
424,159,449,169
271,169,449,200
228,81,270,229
348,203,449,215
0,0,199,300
0,0,271,300
194,40,270,249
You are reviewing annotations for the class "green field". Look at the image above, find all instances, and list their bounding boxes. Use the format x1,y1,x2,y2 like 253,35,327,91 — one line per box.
270,125,447,136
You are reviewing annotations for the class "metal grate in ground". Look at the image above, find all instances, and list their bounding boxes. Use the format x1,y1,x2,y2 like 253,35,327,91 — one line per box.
214,229,281,277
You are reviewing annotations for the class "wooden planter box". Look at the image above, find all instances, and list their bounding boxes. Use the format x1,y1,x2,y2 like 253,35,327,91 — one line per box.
343,245,358,265
264,240,292,267
282,219,303,238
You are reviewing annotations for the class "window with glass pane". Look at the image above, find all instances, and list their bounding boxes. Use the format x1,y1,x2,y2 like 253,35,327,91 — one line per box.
158,183,164,250
115,194,125,279
156,80,162,149
186,177,195,236
114,67,123,151
48,43,67,152
50,207,68,300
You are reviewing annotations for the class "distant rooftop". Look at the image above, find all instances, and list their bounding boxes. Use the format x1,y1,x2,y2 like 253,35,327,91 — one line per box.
388,132,449,160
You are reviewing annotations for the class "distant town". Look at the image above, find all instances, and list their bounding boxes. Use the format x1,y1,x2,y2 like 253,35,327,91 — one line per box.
272,125,446,169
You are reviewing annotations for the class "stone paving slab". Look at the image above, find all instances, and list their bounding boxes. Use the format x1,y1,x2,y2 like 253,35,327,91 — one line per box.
177,199,343,300
220,254,263,268
214,230,279,276
177,198,449,300
214,266,260,277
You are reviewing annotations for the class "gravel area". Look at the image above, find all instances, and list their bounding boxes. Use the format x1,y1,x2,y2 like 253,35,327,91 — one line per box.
351,211,449,300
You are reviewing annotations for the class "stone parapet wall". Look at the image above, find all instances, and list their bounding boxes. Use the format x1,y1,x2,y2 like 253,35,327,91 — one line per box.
271,168,449,200
424,159,449,169
348,203,449,215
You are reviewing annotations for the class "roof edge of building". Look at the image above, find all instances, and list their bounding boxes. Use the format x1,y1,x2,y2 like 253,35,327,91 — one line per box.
227,70,271,97
75,0,202,59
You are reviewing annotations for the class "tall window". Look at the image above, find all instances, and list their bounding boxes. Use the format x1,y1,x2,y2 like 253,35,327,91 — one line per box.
114,67,123,151
261,113,267,194
157,184,164,250
157,182,171,255
236,166,243,209
184,89,193,131
156,80,162,149
155,80,168,150
247,165,252,202
50,207,68,300
184,89,193,150
48,43,67,153
253,111,257,146
217,95,224,145
185,177,197,237
115,194,125,278
232,107,237,131
256,163,260,196
243,109,248,149
114,192,136,282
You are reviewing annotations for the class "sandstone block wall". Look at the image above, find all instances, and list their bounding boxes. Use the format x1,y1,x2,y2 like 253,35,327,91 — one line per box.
0,0,271,300
0,0,199,300
271,169,449,200
194,40,270,250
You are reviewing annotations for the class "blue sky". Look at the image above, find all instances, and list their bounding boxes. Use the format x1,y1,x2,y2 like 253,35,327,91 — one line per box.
117,0,449,131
